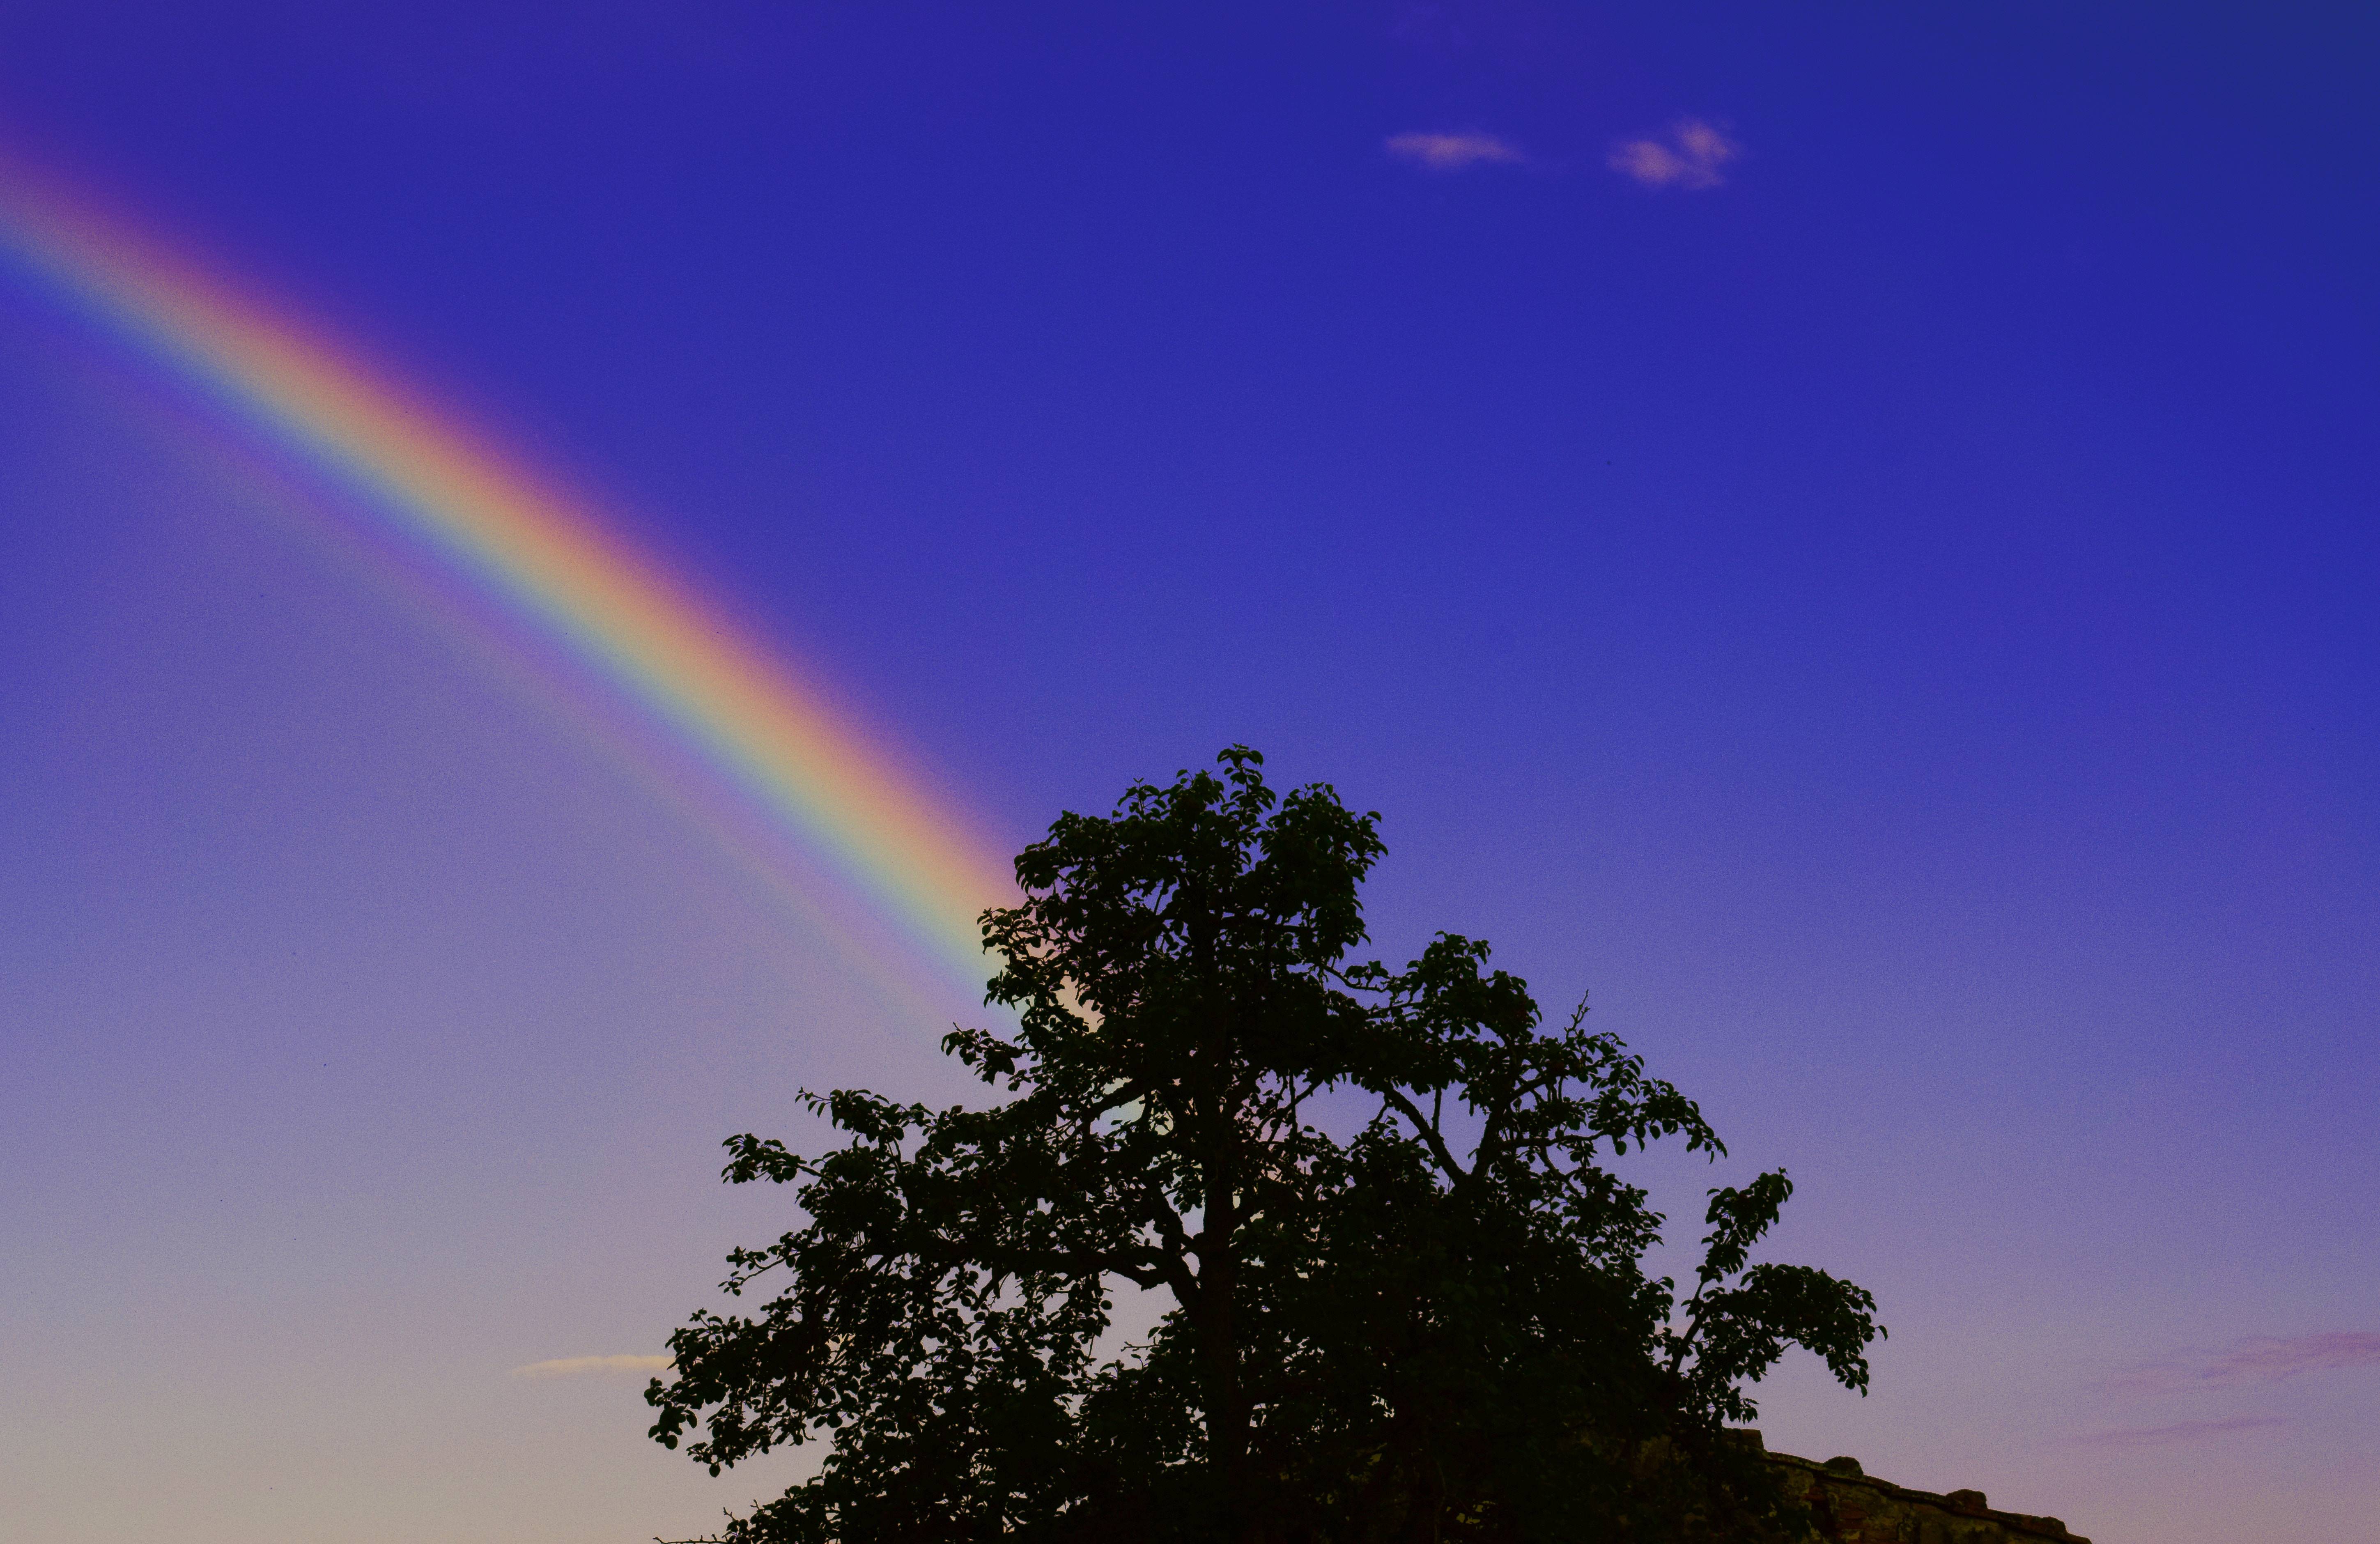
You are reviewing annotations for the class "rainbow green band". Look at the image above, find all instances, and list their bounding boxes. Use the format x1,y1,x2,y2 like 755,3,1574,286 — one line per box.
0,163,1013,1004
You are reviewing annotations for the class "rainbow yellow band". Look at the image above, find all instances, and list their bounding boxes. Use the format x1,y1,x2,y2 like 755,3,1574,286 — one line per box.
0,162,1015,1004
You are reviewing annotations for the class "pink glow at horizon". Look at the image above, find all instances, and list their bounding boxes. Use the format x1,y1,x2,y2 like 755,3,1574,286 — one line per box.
1,7,2373,1543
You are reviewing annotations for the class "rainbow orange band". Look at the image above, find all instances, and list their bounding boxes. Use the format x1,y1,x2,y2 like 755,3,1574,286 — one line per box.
0,163,1015,1005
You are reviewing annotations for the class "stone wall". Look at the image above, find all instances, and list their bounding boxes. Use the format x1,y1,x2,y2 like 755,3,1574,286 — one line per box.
1751,1437,2088,1544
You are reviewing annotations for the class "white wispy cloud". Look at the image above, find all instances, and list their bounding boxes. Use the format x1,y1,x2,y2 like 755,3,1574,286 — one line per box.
1385,130,1524,172
512,1354,674,1380
2116,1330,2380,1393
2075,1415,2287,1449
1608,119,1739,190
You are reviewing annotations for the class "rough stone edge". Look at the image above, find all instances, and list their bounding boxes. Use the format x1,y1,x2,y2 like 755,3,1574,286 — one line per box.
1757,1441,2089,1544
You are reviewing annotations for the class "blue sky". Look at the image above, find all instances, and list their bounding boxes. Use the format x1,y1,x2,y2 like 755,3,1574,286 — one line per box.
1,6,2374,1541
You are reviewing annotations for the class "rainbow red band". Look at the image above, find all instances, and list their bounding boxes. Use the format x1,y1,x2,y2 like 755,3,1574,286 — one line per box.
0,163,1013,1005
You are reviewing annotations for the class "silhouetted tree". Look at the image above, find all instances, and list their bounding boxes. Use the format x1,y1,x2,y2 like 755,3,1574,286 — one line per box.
649,748,1879,1543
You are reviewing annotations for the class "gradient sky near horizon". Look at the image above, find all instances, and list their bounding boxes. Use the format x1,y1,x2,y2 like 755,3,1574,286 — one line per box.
1,5,2373,1542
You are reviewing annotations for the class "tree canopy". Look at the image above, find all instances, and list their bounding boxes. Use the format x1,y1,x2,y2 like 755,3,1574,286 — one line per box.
648,748,1881,1543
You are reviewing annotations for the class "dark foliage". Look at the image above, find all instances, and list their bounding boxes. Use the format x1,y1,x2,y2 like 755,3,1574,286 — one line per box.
649,749,1880,1543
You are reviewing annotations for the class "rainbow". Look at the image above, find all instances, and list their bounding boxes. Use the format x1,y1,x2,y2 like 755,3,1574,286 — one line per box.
0,161,1016,1009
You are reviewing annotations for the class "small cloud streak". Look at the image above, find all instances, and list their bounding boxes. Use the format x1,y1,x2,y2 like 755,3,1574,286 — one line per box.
2202,1331,2380,1383
2077,1416,2287,1449
1608,119,1739,190
1385,131,1523,172
2116,1330,2380,1392
512,1354,674,1380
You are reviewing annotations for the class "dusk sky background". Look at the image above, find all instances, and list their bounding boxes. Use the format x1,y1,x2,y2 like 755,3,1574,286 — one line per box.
2,5,2375,1542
